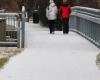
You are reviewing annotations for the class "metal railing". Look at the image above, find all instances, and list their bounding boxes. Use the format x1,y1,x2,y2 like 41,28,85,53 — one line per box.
0,9,5,13
69,6,100,48
0,13,25,48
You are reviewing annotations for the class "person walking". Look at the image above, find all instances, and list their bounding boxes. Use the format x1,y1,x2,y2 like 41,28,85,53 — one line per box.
59,0,71,34
46,1,58,34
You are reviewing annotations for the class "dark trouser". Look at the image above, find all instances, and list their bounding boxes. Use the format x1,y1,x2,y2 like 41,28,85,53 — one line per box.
48,20,55,33
62,18,69,34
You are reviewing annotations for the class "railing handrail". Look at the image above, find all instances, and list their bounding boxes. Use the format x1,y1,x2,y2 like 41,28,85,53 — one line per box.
71,6,100,24
71,6,100,18
72,6,100,12
0,13,22,17
0,9,5,13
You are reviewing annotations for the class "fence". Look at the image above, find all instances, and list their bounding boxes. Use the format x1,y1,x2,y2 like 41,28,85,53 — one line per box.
70,6,100,48
0,9,5,13
0,13,25,48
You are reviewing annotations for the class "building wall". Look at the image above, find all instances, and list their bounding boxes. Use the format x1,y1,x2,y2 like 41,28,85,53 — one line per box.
78,0,100,9
80,0,96,8
0,0,18,12
0,0,100,12
96,0,100,8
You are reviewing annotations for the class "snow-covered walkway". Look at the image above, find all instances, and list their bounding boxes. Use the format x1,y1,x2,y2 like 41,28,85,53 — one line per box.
0,22,100,80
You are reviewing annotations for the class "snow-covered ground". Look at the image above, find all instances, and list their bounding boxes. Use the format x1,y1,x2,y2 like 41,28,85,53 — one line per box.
0,22,100,80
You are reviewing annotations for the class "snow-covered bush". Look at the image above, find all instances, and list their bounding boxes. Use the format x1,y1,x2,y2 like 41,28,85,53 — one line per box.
96,53,100,69
0,48,23,69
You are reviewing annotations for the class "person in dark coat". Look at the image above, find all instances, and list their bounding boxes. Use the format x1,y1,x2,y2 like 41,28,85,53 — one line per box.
59,0,71,34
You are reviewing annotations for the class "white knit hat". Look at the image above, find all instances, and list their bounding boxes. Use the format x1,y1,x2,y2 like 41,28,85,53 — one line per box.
49,0,54,3
50,2,55,6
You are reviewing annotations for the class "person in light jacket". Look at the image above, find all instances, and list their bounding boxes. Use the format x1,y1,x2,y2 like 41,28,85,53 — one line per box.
46,1,58,34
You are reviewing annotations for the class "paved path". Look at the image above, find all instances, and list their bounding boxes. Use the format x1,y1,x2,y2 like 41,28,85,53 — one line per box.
0,22,100,80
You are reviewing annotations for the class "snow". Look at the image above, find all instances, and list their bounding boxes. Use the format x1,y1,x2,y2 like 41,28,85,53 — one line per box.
0,22,100,80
